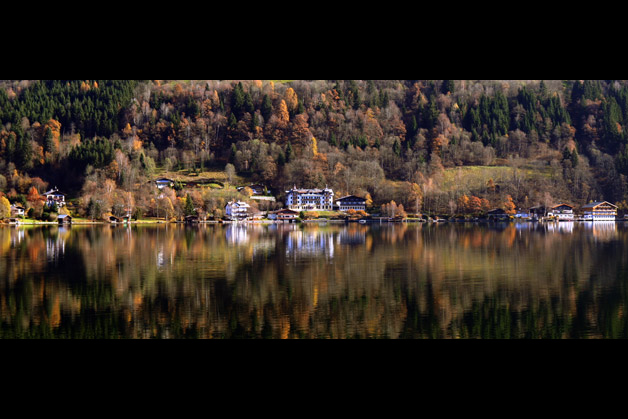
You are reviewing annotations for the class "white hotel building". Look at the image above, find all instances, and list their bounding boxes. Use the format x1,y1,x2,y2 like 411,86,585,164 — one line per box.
285,186,334,211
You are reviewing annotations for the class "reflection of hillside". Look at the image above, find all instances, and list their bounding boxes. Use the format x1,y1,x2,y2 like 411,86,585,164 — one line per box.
1,223,628,338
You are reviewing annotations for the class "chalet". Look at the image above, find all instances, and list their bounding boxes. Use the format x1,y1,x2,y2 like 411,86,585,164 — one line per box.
225,201,251,221
548,203,574,221
285,186,334,211
267,208,299,220
582,201,617,221
335,195,366,212
109,215,123,223
487,208,509,221
155,178,175,190
43,187,66,208
10,204,25,217
57,214,72,225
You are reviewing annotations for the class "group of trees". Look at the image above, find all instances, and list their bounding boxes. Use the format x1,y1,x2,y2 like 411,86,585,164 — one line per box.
1,79,628,220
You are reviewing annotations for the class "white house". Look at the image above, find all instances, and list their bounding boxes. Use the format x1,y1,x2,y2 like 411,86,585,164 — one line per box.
225,201,251,221
267,208,299,220
285,186,333,211
43,187,66,208
10,204,25,217
548,203,574,221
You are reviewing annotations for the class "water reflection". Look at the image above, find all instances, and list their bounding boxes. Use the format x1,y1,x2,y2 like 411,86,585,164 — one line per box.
1,222,628,338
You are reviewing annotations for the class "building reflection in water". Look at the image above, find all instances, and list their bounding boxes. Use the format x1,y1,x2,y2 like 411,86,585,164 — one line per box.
286,228,335,259
46,226,69,262
582,221,617,242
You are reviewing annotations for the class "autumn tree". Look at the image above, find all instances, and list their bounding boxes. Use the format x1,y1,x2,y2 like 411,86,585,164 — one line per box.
0,196,10,219
503,194,516,214
408,182,423,214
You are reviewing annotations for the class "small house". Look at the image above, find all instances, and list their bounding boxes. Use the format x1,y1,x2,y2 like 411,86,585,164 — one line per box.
487,208,509,221
225,201,251,221
155,178,175,190
44,187,66,208
57,214,72,225
109,215,123,223
548,203,574,221
528,205,547,220
10,204,25,217
268,208,299,220
185,214,200,223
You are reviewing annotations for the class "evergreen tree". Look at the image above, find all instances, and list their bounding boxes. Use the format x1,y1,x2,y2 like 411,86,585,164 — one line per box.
261,94,273,121
184,193,195,216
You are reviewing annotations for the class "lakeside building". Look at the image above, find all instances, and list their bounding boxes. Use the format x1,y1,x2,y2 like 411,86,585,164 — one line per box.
10,204,25,217
43,187,66,208
267,208,299,220
225,200,251,221
548,203,575,221
335,195,366,212
487,208,509,221
285,186,334,211
582,201,617,221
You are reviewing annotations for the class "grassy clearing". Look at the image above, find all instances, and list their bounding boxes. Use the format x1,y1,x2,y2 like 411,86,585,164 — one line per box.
441,164,551,194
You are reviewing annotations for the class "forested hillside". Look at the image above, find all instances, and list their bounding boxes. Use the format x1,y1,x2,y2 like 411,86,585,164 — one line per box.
1,79,628,219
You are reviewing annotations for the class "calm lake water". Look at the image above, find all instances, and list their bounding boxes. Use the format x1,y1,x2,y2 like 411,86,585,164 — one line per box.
1,221,628,339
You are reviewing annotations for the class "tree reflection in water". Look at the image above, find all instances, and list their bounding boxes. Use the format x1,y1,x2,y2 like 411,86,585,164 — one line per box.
0,222,627,338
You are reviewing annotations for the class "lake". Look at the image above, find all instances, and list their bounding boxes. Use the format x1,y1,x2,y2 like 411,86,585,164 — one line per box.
1,221,627,339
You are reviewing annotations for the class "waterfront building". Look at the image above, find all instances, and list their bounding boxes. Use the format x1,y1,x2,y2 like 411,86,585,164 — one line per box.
528,205,546,219
487,208,509,221
43,187,66,208
285,186,333,211
582,201,617,221
10,204,25,217
267,209,299,220
548,203,574,221
225,201,251,221
335,195,366,212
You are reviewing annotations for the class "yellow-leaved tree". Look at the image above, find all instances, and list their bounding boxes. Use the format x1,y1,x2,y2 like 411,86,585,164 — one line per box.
0,196,11,219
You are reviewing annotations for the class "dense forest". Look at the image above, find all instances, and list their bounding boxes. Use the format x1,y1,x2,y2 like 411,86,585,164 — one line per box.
1,79,628,220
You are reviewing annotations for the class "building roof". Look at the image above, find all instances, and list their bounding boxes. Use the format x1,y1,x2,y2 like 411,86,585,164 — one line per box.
286,186,333,194
582,201,617,209
271,209,299,214
487,208,506,214
336,195,366,202
57,214,72,219
227,201,250,208
551,203,574,209
43,187,65,196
